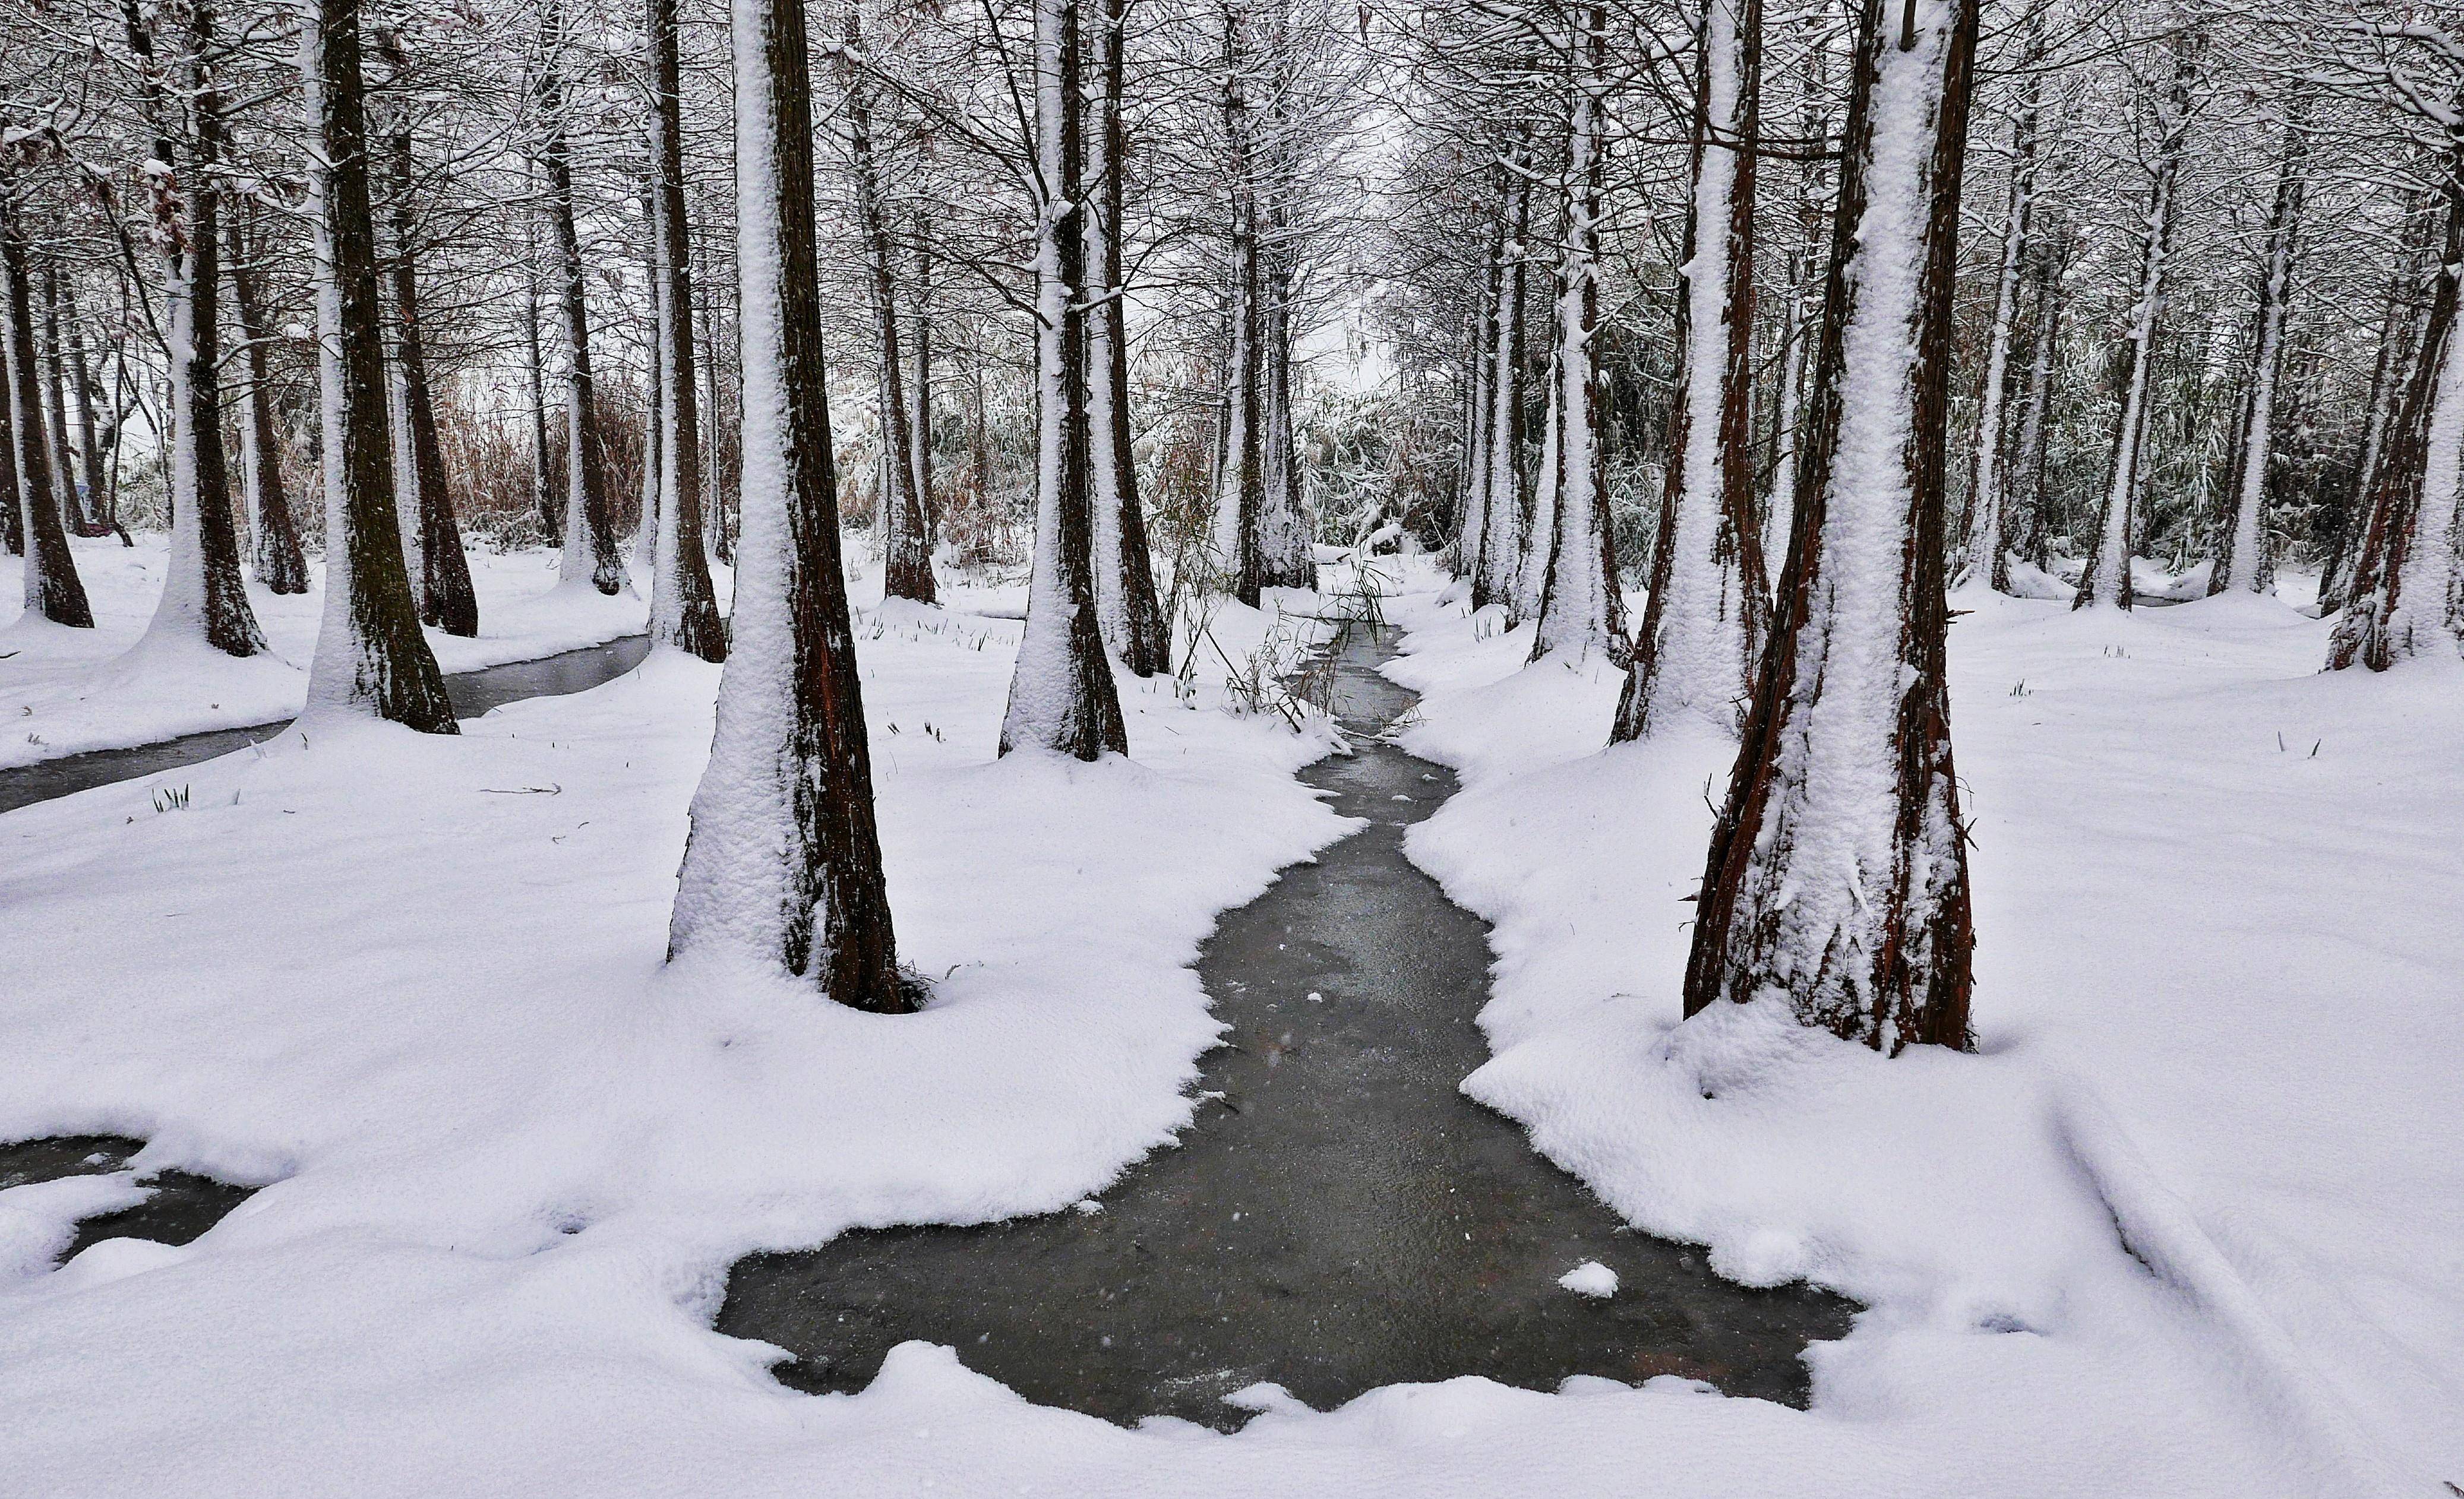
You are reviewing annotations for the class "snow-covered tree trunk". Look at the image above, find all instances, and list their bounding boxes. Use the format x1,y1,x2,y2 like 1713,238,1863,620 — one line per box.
1613,0,1768,741
2005,227,2064,572
130,0,265,658
538,0,626,597
1084,0,1170,675
839,14,933,606
298,0,453,732
636,363,661,581
0,342,20,557
669,0,908,1010
225,208,309,594
1531,3,1620,663
374,37,478,638
1764,57,1830,568
2210,99,2307,597
645,0,726,660
58,277,114,540
1,156,93,625
1520,333,1560,624
906,219,934,536
520,172,559,548
1000,0,1127,760
2330,157,2464,672
1476,166,1531,614
1256,230,1312,592
1455,190,1505,581
1956,26,2041,595
2076,37,2199,612
2327,228,2431,611
1685,0,1980,1055
38,270,94,537
1213,12,1265,605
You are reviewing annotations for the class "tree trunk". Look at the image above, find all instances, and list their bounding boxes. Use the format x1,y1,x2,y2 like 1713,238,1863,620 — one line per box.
1532,3,1621,663
1085,0,1171,673
225,207,309,594
1764,46,1831,568
1613,0,1768,740
2005,220,2064,574
128,0,266,657
298,0,453,730
839,12,933,605
374,33,478,637
538,0,626,596
1457,173,1506,581
1214,11,1266,606
908,214,934,533
39,267,93,536
645,0,726,659
1476,160,1531,615
2329,150,2464,672
520,163,560,547
669,0,908,1010
59,276,113,540
2211,97,2307,597
2077,36,2200,612
1,164,92,625
1685,0,1979,1054
0,270,21,559
1001,0,1128,759
1255,97,1312,596
2329,205,2437,610
1958,21,2042,593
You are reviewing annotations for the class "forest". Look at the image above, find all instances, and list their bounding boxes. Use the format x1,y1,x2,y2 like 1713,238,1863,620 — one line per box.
1,0,2458,1493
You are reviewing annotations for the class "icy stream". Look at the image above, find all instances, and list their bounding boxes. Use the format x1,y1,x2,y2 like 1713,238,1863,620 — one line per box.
715,624,1856,1430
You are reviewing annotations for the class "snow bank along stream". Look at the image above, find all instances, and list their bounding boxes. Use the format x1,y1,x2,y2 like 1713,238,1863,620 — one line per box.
0,634,652,814
716,624,1855,1428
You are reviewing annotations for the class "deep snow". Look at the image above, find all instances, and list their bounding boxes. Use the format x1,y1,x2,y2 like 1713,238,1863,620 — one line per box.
1388,562,2459,1496
0,554,2454,1496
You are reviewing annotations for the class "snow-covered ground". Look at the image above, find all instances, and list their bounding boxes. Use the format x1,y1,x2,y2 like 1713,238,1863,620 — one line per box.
1388,559,2460,1497
0,534,653,769
0,554,2454,1496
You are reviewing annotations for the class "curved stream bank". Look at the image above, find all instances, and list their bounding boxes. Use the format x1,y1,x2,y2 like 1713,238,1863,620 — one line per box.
716,625,1856,1430
0,634,652,815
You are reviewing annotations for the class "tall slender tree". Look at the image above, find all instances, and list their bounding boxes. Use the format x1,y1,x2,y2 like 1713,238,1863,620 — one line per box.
669,0,908,1010
1530,1,1620,663
2076,32,2201,612
298,0,453,730
1085,0,1170,674
129,0,266,657
225,205,309,593
1474,148,1531,615
838,10,934,605
644,0,726,659
1000,0,1127,760
1956,17,2043,594
2330,139,2464,672
537,0,625,596
373,30,478,637
2209,93,2307,597
1,144,91,627
1612,0,1768,741
1684,0,1979,1053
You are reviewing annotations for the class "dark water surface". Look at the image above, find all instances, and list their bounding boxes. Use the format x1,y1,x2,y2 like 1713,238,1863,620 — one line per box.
717,626,1856,1430
0,1134,259,1265
0,634,650,815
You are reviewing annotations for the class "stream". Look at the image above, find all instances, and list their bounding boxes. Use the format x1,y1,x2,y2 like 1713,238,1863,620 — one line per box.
715,624,1856,1430
0,634,652,816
